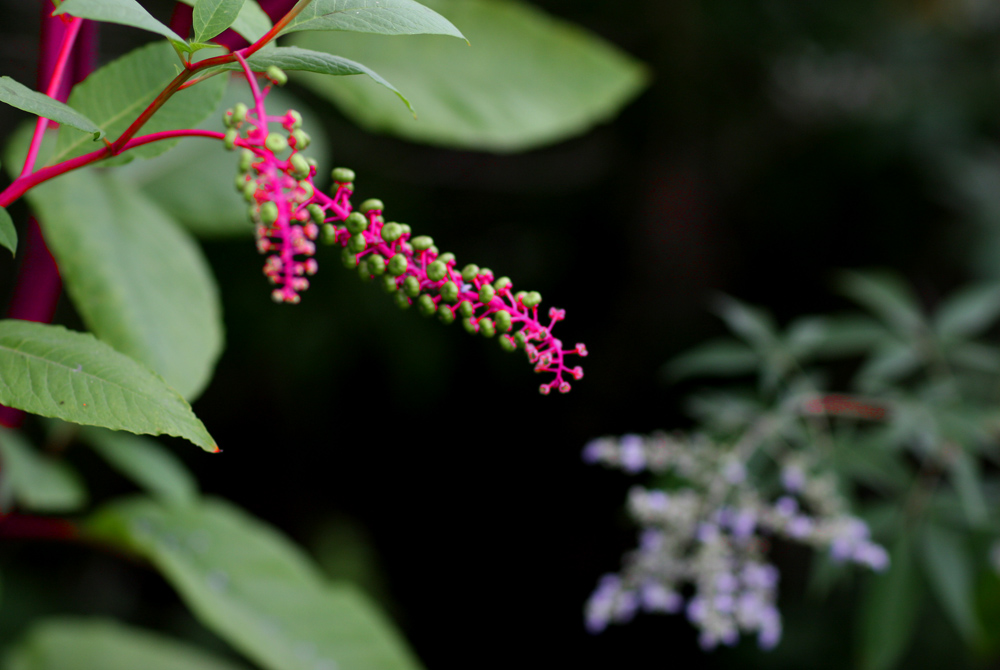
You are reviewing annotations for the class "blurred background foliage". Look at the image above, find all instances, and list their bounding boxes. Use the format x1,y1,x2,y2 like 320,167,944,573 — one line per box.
4,0,1000,668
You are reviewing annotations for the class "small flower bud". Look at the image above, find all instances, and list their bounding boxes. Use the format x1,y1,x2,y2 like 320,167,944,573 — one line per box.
239,149,254,173
461,264,479,282
418,294,437,316
260,201,279,225
289,153,310,179
479,284,496,305
323,224,338,245
347,233,367,253
360,199,384,213
426,260,448,282
403,276,421,297
266,66,288,86
458,300,474,317
357,258,372,281
494,276,512,291
500,334,517,352
332,167,356,183
462,317,478,334
411,236,434,251
494,309,512,332
522,291,542,308
388,253,408,276
265,133,288,153
382,275,398,293
307,204,325,225
381,222,403,242
346,212,369,234
341,247,358,268
286,109,303,129
233,103,248,123
438,304,455,324
224,128,238,150
438,252,456,265
440,281,459,303
394,291,411,309
368,253,386,275
291,129,310,149
479,317,496,338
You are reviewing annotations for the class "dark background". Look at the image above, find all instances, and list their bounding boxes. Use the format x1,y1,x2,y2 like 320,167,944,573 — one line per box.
3,0,1000,668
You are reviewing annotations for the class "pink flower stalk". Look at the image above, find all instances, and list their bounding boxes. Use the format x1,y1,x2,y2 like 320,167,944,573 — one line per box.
225,62,587,393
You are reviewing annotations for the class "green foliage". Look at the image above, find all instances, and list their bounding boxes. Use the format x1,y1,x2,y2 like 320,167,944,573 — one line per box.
53,0,185,44
0,428,86,513
288,0,648,151
0,77,104,141
858,532,923,670
0,206,15,256
82,428,198,507
192,0,247,43
280,0,465,39
177,0,272,43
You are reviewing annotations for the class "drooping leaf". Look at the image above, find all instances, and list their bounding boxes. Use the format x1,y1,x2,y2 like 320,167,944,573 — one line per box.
920,523,979,642
837,271,925,337
0,76,104,141
82,428,198,508
23,168,223,401
193,0,247,43
0,205,16,256
0,428,86,513
87,498,425,670
0,320,217,452
6,618,250,670
281,0,465,39
178,0,272,43
857,531,922,670
53,41,226,165
288,0,647,151
53,0,185,43
666,339,758,381
933,282,1000,341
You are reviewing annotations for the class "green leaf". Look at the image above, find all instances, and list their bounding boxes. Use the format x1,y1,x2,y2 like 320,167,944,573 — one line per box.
857,531,922,670
179,0,272,43
920,523,979,642
0,76,104,141
193,0,247,43
82,428,198,507
53,0,185,43
711,294,778,351
53,41,227,165
6,617,250,670
23,168,223,401
855,342,921,392
837,271,925,337
0,320,217,452
281,0,465,39
288,0,648,151
0,428,86,513
0,206,16,256
666,339,758,381
87,498,425,670
804,315,890,357
949,453,989,528
933,283,1000,341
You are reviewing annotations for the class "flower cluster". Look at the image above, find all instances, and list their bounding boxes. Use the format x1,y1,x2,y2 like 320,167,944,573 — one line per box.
582,432,889,649
224,65,586,393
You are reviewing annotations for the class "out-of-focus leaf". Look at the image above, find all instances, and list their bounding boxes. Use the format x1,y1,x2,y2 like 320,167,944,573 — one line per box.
666,339,758,381
289,0,648,152
5,617,250,670
0,206,16,256
0,76,104,141
857,531,922,670
949,452,989,527
784,316,827,359
933,283,1000,341
53,0,185,43
82,428,198,507
945,341,1000,373
87,498,425,670
831,431,911,492
798,315,889,358
920,522,979,642
0,428,86,513
854,342,921,392
281,0,465,39
711,294,778,351
838,271,925,337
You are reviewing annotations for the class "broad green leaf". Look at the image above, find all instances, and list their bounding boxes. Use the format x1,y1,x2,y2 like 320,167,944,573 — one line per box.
289,0,648,151
24,169,223,401
0,321,216,452
711,294,778,351
838,271,925,337
53,41,226,165
54,0,185,43
666,339,758,381
857,531,922,670
920,523,979,642
0,428,86,513
933,283,1000,341
281,0,465,39
0,206,16,256
0,76,104,141
82,428,198,507
87,498,425,670
6,618,250,670
193,0,247,43
209,46,413,114
123,80,329,237
179,0,272,43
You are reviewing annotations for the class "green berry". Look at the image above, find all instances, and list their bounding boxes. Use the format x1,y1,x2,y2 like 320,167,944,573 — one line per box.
242,182,256,203
307,204,325,225
382,275,398,293
462,317,477,334
332,167,355,183
289,153,310,179
479,284,496,305
479,267,493,280
260,201,279,225
395,292,411,310
368,254,386,275
381,222,403,242
494,276,512,292
247,204,258,222
235,174,248,193
239,149,254,173
388,253,408,276
522,291,542,308
461,264,479,282
265,133,288,153
440,281,459,303
348,233,367,254
438,252,455,265
438,305,455,325
500,334,517,352
514,330,527,347
458,300,474,318
266,66,288,86
417,294,436,316
224,128,238,150
322,224,338,245
357,258,372,282
411,236,434,251
428,245,439,256
426,260,447,282
403,276,421,297
341,247,357,268
479,318,495,338
233,103,248,123
291,129,310,149
346,212,369,234
399,224,412,236
297,181,314,201
494,309,512,332
287,110,303,129
360,199,384,213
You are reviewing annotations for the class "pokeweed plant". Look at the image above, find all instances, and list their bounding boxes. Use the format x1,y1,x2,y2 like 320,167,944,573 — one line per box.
0,0,646,668
584,271,1000,669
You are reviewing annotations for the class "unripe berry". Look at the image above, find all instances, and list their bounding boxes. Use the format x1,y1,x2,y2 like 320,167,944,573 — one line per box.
439,281,459,303
522,291,542,308
426,260,447,282
360,199,384,213
388,253,408,276
417,294,436,316
307,204,325,225
224,128,238,150
242,182,256,203
403,276,421,297
411,236,434,251
394,291,411,309
479,317,496,338
428,245,439,256
266,66,288,86
265,133,288,153
399,224,412,236
260,201,279,225
500,334,517,352
438,252,455,265
239,149,254,173
289,153,310,179
287,110,303,129
458,300,474,318
382,275,398,293
332,167,355,183
346,212,369,234
233,102,248,123
478,284,495,305
514,330,527,347
381,222,403,242
494,276,512,291
347,233,367,253
462,317,477,334
438,305,455,324
291,129,310,149
494,309,512,332
297,181,314,201
479,268,494,282
235,174,248,192
322,224,338,245
368,254,386,275
357,258,372,281
461,264,479,282
341,247,357,268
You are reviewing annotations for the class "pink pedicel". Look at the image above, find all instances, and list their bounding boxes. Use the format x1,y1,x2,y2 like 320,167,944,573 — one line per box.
225,62,586,394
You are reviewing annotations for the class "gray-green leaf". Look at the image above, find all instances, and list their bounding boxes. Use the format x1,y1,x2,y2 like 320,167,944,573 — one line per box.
53,0,185,43
857,531,922,670
933,283,1000,341
178,0,272,43
0,205,16,256
838,271,925,337
87,498,425,670
0,76,104,141
82,427,198,507
919,523,979,642
281,0,465,39
666,339,758,381
288,0,648,151
193,0,247,43
0,428,86,513
23,168,223,401
6,618,250,670
0,320,217,452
